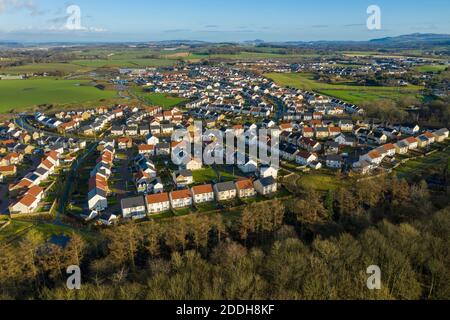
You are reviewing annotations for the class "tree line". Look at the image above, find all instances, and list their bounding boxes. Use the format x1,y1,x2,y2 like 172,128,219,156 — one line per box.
0,176,448,300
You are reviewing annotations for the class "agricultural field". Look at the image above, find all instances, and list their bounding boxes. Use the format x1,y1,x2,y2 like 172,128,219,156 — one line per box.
0,63,93,75
265,72,424,105
0,79,118,112
413,65,448,73
71,58,177,68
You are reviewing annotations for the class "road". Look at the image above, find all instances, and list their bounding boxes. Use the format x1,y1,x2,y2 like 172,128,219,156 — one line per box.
55,142,99,224
14,115,97,141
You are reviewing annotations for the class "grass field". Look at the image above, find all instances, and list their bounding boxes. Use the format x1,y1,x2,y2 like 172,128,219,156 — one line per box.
71,58,177,68
297,172,347,191
394,146,450,180
1,63,93,75
134,91,188,109
265,72,424,105
413,65,448,73
192,167,237,184
0,79,118,112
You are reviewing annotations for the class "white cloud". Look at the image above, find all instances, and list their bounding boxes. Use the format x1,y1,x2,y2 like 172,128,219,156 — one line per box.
0,0,41,15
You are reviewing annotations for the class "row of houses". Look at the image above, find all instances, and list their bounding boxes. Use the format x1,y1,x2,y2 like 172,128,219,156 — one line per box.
9,150,61,214
121,177,278,218
88,140,116,213
355,128,449,173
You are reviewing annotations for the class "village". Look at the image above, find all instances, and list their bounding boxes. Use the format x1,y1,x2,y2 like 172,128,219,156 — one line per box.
0,64,448,226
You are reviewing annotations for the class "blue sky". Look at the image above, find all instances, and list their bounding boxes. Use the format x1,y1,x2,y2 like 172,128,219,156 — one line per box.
0,0,448,42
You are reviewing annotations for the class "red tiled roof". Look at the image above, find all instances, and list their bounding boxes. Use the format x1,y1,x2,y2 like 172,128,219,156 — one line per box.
192,184,213,195
147,193,170,204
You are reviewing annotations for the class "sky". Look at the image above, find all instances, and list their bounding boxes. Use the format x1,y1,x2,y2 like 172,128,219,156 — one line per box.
0,0,449,42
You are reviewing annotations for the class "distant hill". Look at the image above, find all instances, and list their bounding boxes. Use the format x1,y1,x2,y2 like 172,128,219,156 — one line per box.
369,33,450,46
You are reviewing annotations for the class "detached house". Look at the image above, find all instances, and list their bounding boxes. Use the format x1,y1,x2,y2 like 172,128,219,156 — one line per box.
254,177,277,196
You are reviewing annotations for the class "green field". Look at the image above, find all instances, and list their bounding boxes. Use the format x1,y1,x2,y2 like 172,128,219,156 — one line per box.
394,146,450,180
192,167,237,184
71,58,177,68
0,79,118,112
134,91,188,109
265,72,424,105
297,172,347,191
1,63,93,75
413,65,448,73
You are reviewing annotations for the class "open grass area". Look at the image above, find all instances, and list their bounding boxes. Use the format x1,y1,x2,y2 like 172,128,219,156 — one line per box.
193,167,219,184
0,79,118,112
394,146,450,180
134,90,188,109
265,72,424,105
0,220,33,243
297,171,347,192
1,63,93,75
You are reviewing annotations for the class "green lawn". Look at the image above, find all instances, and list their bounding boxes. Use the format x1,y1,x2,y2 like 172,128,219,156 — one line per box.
0,79,117,112
135,91,188,109
193,166,239,184
297,172,347,191
265,72,424,105
193,167,219,184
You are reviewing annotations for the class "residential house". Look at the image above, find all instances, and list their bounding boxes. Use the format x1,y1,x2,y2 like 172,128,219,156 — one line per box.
235,179,257,199
146,193,171,214
118,137,133,150
170,189,193,209
172,170,194,187
259,165,278,179
403,137,418,150
0,165,17,177
334,134,356,147
395,141,409,155
214,181,237,201
121,196,147,219
191,184,215,204
433,128,449,142
184,158,203,171
296,150,318,166
326,155,344,169
254,177,277,196
138,144,155,156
